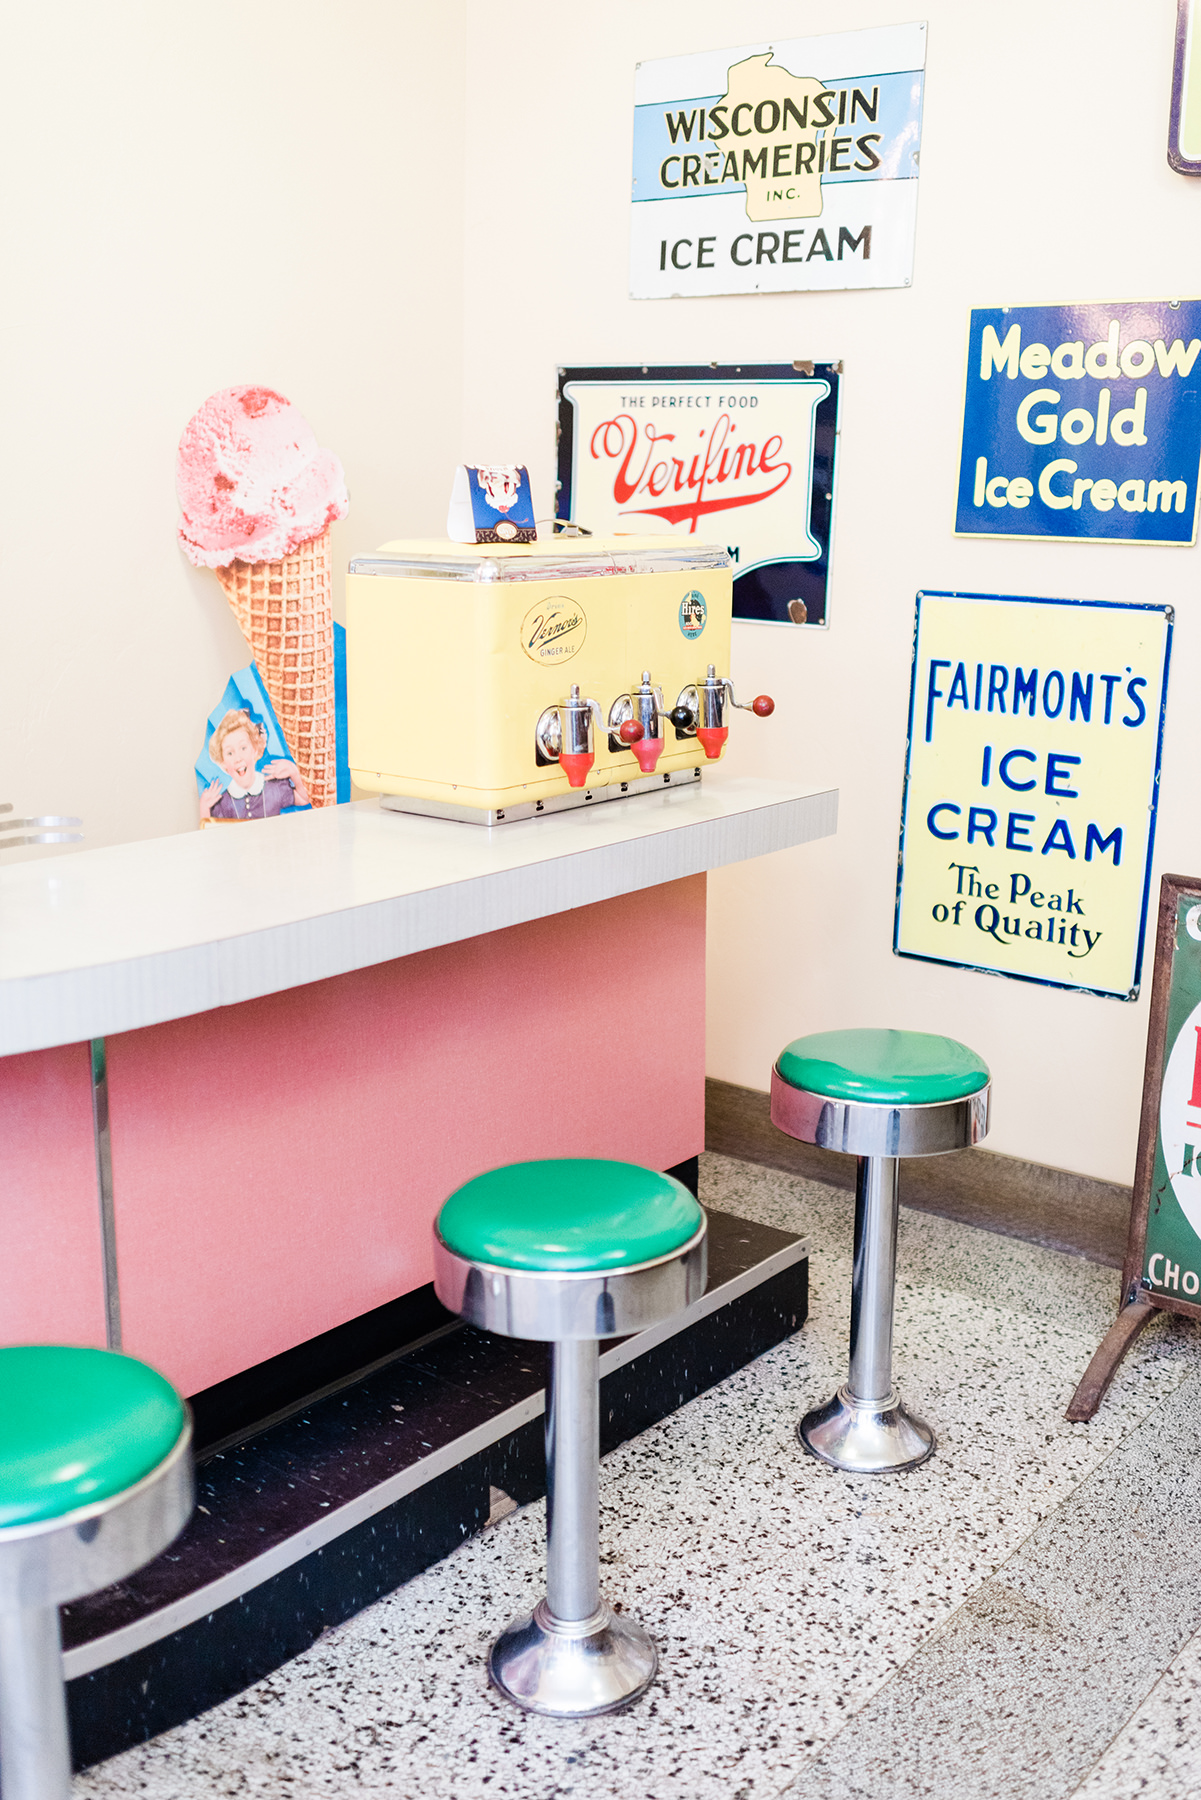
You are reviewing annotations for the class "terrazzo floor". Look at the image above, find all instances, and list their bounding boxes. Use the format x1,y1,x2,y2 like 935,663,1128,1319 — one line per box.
78,1153,1201,1800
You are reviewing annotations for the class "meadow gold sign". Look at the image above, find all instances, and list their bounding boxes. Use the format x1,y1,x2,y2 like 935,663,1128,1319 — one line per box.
955,300,1201,544
895,591,1172,1000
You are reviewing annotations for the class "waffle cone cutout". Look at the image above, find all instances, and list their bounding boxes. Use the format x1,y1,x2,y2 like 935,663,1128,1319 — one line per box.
217,530,337,808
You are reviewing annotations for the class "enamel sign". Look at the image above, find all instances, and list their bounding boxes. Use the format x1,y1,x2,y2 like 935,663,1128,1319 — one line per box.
1169,0,1201,174
956,300,1201,543
556,363,840,626
1068,874,1201,1422
630,23,925,299
895,591,1172,1001
1131,880,1201,1307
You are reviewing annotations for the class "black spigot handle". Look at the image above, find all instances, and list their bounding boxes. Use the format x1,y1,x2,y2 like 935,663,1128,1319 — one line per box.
669,705,695,731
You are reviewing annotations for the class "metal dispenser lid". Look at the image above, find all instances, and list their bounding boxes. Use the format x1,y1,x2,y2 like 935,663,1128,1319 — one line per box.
347,536,730,584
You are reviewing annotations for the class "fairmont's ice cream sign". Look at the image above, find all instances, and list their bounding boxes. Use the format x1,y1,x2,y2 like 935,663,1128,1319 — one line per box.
895,591,1172,1001
630,23,925,299
956,300,1201,544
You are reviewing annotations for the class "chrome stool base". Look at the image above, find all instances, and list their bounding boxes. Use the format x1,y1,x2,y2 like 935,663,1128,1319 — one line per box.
435,1170,707,1719
489,1598,657,1717
771,1038,989,1480
799,1385,934,1474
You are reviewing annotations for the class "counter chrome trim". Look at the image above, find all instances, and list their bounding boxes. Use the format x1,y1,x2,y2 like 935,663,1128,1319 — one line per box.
61,1234,806,1681
90,1036,122,1352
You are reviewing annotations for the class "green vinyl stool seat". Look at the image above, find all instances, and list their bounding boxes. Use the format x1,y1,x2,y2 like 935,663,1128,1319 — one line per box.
436,1157,703,1273
771,1028,991,1475
775,1028,990,1110
434,1159,707,1719
0,1348,186,1529
0,1347,194,1800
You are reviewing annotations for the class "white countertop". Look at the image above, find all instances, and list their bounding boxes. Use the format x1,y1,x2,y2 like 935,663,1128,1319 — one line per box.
0,777,837,1056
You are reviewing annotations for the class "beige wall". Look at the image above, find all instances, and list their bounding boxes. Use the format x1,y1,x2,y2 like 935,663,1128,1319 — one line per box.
7,1,1197,1185
0,0,465,852
459,0,1197,1184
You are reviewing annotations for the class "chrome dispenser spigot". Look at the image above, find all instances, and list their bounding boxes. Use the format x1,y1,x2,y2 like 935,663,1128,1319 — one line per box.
608,671,667,774
671,665,774,761
536,684,642,788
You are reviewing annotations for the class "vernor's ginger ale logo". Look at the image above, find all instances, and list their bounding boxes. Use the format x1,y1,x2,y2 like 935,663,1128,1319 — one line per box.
520,598,587,664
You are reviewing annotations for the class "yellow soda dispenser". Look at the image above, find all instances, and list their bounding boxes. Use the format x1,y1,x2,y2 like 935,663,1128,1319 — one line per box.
346,535,773,825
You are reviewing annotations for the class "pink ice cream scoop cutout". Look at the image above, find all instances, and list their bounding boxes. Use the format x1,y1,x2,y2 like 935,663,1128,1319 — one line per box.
176,385,348,568
177,384,346,811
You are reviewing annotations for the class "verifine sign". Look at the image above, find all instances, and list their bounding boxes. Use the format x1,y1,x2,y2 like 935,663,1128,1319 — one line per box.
630,23,925,299
556,364,840,627
956,300,1201,543
895,591,1172,1001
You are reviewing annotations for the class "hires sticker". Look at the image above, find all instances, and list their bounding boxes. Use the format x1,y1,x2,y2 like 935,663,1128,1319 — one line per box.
679,590,708,637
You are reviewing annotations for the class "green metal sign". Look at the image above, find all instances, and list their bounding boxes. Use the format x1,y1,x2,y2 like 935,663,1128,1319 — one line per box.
1142,888,1201,1297
1068,875,1201,1420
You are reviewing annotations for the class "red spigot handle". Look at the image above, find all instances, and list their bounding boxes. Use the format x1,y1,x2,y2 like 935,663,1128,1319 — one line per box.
617,719,644,744
752,695,775,717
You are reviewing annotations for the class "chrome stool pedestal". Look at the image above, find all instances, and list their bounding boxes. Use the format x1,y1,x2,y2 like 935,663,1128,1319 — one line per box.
487,1339,657,1716
800,1153,934,1474
433,1158,706,1718
771,1030,990,1475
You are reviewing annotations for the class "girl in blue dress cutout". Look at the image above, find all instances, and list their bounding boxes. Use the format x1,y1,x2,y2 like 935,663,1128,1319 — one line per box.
200,709,309,822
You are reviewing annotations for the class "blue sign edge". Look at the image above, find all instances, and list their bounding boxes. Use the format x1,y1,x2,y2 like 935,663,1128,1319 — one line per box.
892,588,1174,1003
1169,0,1201,175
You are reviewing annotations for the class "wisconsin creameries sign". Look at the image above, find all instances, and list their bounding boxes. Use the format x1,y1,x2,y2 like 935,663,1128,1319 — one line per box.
556,364,841,627
631,23,926,299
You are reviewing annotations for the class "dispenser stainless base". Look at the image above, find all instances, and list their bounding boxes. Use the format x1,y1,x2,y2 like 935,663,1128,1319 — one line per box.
798,1385,935,1474
488,1599,658,1717
380,764,701,827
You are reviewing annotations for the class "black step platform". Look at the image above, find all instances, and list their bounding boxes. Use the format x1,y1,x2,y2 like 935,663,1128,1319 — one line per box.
63,1207,807,1770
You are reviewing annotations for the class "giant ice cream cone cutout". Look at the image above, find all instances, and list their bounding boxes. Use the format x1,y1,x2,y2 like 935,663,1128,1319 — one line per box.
177,387,348,808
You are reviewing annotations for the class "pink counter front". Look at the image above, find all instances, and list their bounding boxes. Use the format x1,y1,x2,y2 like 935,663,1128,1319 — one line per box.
0,778,835,1399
